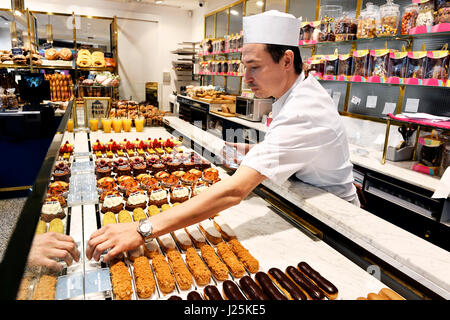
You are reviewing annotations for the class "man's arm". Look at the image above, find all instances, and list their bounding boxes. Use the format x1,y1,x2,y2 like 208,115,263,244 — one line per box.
86,165,266,262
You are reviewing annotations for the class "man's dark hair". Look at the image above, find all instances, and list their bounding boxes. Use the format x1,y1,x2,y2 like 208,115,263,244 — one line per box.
264,44,303,75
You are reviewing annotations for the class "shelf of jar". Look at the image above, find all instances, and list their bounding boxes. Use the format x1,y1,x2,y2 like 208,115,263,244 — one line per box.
196,71,243,77
299,26,450,48
198,48,242,57
315,74,449,89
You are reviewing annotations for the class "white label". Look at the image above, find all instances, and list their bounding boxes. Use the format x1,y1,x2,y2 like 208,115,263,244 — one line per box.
351,96,361,105
366,96,378,109
405,98,420,113
332,92,341,108
382,102,397,115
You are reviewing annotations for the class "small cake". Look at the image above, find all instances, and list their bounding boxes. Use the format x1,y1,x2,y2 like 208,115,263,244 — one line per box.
199,219,223,245
59,141,74,155
139,175,159,190
95,158,112,179
101,194,124,213
99,190,121,203
130,157,147,176
185,225,206,249
170,185,190,203
160,154,173,164
154,170,170,181
148,186,168,207
145,155,160,167
53,161,71,183
148,205,160,216
41,199,66,222
202,168,219,184
188,168,202,179
117,162,132,177
151,163,166,175
92,140,106,155
172,170,185,179
118,210,132,223
117,175,138,193
161,174,179,189
44,195,67,207
166,161,180,173
97,177,116,193
191,181,209,197
47,181,69,197
172,229,193,251
161,204,171,212
125,189,147,211
132,207,147,222
180,172,199,186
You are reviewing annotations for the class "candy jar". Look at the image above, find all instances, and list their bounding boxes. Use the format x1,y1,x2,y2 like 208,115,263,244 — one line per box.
377,0,400,37
335,12,358,41
401,3,418,35
357,3,379,38
318,5,342,42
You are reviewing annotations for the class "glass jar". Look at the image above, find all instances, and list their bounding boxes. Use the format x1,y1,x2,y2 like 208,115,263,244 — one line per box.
357,3,379,38
416,0,434,27
377,0,400,37
318,5,343,42
335,12,358,41
401,3,418,35
435,6,450,24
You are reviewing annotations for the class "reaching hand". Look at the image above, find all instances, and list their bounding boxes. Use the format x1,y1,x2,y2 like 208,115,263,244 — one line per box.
85,222,143,263
28,232,80,271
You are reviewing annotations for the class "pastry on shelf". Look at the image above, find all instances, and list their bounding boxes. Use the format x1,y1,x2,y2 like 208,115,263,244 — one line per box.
44,195,67,208
41,201,66,222
117,175,138,193
185,247,211,286
102,211,117,226
151,163,166,175
148,186,168,207
170,185,190,203
172,229,193,251
203,285,224,300
110,260,133,300
118,210,132,223
148,205,160,216
200,244,229,281
115,159,132,177
166,161,180,173
130,157,147,176
166,250,193,291
59,141,74,155
172,170,185,179
35,220,47,234
202,169,220,184
47,181,69,198
160,174,179,189
92,51,105,67
132,256,156,299
48,218,64,234
50,164,71,184
125,189,147,211
58,48,73,61
32,274,57,300
152,254,175,295
139,175,159,191
161,203,171,212
97,177,117,193
157,233,177,253
188,168,202,179
132,207,147,222
95,158,112,179
76,49,92,68
99,190,121,203
180,172,199,186
45,48,59,60
216,242,245,278
227,239,259,273
213,215,236,241
101,194,124,214
145,155,160,167
191,181,209,197
184,225,206,249
143,239,159,259
160,154,173,164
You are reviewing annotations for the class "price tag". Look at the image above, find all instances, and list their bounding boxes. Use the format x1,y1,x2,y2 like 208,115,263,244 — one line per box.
351,96,361,106
84,268,112,294
11,48,23,56
43,42,53,50
56,273,84,300
382,102,397,115
405,98,420,113
104,52,113,58
366,95,378,109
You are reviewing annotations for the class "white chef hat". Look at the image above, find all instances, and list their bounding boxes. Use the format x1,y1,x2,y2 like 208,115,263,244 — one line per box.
243,10,301,47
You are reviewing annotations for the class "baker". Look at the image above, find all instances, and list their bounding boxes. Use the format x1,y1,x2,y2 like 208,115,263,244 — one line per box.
86,10,359,263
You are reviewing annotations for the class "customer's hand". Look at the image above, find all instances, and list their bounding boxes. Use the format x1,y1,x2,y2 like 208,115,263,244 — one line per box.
86,222,143,263
28,232,80,271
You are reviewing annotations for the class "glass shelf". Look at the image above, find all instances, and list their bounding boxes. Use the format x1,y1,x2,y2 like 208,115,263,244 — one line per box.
317,77,449,90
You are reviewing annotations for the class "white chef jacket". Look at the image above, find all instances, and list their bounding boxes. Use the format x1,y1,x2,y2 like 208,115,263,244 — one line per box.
240,72,358,203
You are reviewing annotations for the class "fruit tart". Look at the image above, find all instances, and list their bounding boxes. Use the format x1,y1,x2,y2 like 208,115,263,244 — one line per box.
202,168,220,184
97,177,117,193
161,174,180,189
180,172,199,186
48,181,69,197
117,175,138,193
146,155,160,167
139,175,159,190
154,170,170,181
53,161,71,183
172,170,186,179
99,189,121,203
188,169,202,180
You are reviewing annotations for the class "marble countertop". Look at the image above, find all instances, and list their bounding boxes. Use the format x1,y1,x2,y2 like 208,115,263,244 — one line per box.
163,115,450,299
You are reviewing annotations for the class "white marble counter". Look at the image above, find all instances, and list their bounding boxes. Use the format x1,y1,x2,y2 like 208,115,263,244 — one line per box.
163,115,450,299
209,112,269,133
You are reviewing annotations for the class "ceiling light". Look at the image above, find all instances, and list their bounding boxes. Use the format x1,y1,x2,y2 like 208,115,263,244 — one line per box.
256,1,263,7
230,10,239,16
155,0,163,3
14,10,22,16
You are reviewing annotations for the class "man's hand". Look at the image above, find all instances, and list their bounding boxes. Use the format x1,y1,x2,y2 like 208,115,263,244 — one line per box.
221,142,253,169
224,141,252,155
86,222,143,263
28,232,80,272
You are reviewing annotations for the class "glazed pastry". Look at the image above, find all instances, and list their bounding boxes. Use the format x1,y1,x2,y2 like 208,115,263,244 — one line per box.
143,239,160,259
168,295,182,300
152,254,175,294
132,207,147,222
102,211,117,226
101,194,124,214
285,266,325,300
297,262,338,300
188,168,202,179
48,218,64,234
118,210,132,223
170,185,190,203
97,177,116,192
216,242,246,278
35,220,47,234
227,239,259,273
139,175,159,190
199,219,223,245
45,48,58,60
200,244,229,281
154,170,169,181
40,200,65,222
187,291,203,300
172,229,193,251
255,271,288,300
133,256,156,299
203,285,223,300
222,280,246,300
166,250,193,291
239,276,269,300
172,170,186,179
184,225,206,249
47,181,69,197
185,247,211,286
267,268,306,300
117,175,138,193
110,260,133,300
180,172,198,185
213,215,236,241
58,48,73,61
161,174,179,189
158,233,177,253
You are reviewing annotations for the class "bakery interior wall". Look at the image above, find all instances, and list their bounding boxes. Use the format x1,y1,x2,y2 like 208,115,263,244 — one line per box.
17,0,194,111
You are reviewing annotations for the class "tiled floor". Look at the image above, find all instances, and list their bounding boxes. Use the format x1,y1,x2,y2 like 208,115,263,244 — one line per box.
0,197,27,262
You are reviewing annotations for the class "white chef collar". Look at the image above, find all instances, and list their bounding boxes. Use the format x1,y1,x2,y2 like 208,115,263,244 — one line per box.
272,72,305,118
243,10,301,46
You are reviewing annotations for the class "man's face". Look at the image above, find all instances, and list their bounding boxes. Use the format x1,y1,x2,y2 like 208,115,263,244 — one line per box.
242,43,285,98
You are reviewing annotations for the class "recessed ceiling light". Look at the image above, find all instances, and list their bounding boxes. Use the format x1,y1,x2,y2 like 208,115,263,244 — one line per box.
155,0,163,3
256,1,263,7
230,10,239,16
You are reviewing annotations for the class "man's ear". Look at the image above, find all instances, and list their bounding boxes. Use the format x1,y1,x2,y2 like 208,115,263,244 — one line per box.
282,50,295,70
